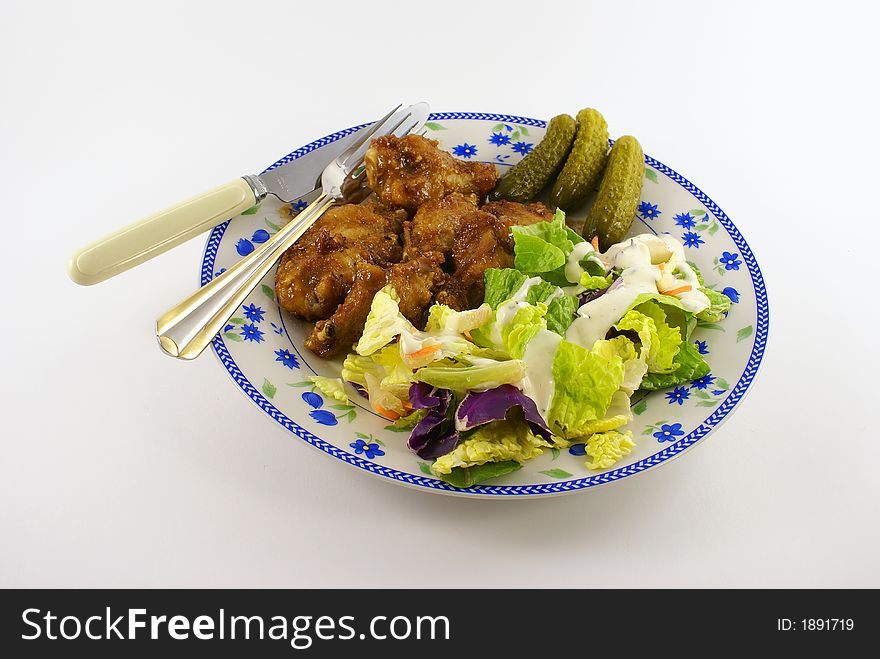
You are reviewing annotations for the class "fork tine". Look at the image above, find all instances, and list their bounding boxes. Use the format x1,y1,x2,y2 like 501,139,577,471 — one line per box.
336,104,402,163
342,108,416,168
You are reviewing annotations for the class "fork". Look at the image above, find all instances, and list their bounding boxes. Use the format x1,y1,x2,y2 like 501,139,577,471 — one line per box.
155,103,428,360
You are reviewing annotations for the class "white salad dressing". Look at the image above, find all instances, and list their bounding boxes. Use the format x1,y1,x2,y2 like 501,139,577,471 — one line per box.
519,328,562,420
488,276,545,347
564,234,710,350
564,241,598,284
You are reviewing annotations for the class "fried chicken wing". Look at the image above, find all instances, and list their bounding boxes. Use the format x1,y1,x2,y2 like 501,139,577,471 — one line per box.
387,252,447,327
434,201,556,310
365,135,497,212
275,204,401,322
481,200,553,250
305,261,387,357
304,254,446,357
434,213,512,310
402,193,490,265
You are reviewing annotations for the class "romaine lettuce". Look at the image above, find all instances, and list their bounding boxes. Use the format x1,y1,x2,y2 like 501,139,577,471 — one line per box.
425,303,493,334
415,357,526,393
616,301,682,374
436,460,522,488
545,294,578,335
638,341,710,391
430,416,551,475
355,285,413,356
695,287,732,323
545,339,628,439
584,430,636,470
308,376,348,403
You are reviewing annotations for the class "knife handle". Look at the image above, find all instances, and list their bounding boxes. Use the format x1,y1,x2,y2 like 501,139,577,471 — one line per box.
67,178,258,286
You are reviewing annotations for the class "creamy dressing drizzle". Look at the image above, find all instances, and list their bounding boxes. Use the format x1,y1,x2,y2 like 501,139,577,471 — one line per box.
519,329,562,420
564,234,710,350
564,241,597,284
488,276,544,347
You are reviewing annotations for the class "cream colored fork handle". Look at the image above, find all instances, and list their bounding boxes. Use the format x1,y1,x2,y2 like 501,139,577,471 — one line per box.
67,179,257,286
156,192,334,360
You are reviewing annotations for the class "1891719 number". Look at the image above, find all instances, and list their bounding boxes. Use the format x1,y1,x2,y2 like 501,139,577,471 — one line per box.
801,619,854,631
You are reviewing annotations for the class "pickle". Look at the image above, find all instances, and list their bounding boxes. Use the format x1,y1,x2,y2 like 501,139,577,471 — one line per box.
550,108,609,211
490,113,577,203
583,135,645,250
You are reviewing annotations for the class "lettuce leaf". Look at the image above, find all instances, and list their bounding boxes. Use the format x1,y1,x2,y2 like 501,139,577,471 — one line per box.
511,210,577,286
584,430,636,470
545,339,628,439
512,233,567,273
355,285,413,355
430,416,550,475
386,408,429,430
502,304,547,359
437,460,522,488
638,341,710,391
425,303,493,334
415,357,526,393
483,268,527,309
545,294,578,335
580,273,614,290
616,301,682,374
695,287,732,323
308,376,348,403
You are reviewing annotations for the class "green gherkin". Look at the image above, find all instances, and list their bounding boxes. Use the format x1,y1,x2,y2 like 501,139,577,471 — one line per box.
583,135,645,250
490,113,577,203
550,108,609,211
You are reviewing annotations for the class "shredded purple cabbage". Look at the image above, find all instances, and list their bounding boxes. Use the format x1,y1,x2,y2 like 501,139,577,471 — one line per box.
455,384,552,440
347,381,368,399
407,383,458,459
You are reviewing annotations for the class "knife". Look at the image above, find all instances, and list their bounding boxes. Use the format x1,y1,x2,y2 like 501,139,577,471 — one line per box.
66,123,371,286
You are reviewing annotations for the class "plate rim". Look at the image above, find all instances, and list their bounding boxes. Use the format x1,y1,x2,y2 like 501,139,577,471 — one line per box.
200,111,770,497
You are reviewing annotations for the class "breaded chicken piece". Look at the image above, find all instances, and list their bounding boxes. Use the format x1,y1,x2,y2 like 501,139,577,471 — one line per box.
365,135,497,213
275,204,401,322
305,254,447,357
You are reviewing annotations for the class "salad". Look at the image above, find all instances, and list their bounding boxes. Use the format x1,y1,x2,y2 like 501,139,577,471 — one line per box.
321,210,731,488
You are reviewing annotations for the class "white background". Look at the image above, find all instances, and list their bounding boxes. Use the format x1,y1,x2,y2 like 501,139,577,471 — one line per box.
2,0,878,588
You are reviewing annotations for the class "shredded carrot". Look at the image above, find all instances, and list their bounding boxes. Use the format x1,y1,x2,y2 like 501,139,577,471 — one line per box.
402,401,413,411
405,344,442,360
463,330,473,342
590,236,600,251
661,285,692,296
658,262,666,271
374,404,401,420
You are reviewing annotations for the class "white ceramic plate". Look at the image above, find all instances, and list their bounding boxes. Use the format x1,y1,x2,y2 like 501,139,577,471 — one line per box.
199,112,768,498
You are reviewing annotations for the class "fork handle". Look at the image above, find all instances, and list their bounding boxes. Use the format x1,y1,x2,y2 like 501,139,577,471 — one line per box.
156,192,335,360
67,178,258,286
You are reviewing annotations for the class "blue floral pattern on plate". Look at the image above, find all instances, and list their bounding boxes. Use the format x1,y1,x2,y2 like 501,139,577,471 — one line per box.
198,112,768,497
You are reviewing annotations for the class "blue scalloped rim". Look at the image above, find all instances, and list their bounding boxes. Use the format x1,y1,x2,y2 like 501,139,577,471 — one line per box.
200,112,769,496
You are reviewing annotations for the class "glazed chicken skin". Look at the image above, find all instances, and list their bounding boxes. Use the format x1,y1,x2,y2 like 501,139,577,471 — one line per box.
275,204,402,322
365,135,497,213
277,133,556,356
402,193,490,264
407,198,555,310
305,254,446,357
481,200,554,250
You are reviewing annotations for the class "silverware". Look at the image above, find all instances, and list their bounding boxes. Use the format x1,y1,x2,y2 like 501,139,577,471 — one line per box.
67,118,375,286
155,103,429,360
